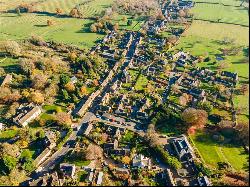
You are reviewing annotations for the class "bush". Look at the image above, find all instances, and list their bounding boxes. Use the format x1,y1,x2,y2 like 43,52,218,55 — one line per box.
154,146,182,170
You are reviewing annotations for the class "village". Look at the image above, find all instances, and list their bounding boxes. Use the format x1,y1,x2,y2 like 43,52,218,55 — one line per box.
0,0,248,186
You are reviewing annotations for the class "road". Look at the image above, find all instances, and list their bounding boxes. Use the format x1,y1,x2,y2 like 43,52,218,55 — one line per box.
27,112,95,181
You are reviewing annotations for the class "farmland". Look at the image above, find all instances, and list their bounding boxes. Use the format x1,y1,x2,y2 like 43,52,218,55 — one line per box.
0,0,115,49
190,131,249,172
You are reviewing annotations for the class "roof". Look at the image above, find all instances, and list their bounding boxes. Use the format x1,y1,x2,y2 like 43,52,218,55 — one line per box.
133,154,151,168
96,172,103,185
197,176,211,186
1,74,12,87
13,105,41,126
60,163,76,177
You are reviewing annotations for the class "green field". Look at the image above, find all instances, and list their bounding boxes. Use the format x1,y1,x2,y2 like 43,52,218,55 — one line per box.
192,0,249,26
0,0,115,49
190,131,249,172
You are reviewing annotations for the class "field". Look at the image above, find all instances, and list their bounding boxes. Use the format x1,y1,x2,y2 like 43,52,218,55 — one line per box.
0,0,115,49
190,131,249,172
192,0,249,26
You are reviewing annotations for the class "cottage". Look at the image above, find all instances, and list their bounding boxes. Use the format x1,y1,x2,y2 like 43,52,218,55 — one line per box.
192,176,211,186
96,171,103,185
0,123,5,131
82,123,93,136
171,135,195,161
1,74,12,87
33,148,51,167
70,76,78,84
44,131,56,149
132,154,152,169
60,163,76,178
188,88,206,101
28,172,60,186
103,139,118,150
13,104,42,127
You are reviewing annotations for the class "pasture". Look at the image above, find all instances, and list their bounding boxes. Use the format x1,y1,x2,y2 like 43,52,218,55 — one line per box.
0,0,115,49
192,0,249,26
190,131,249,172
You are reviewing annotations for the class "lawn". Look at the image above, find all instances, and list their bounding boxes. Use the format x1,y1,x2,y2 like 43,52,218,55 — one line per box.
190,131,249,172
135,73,148,91
0,129,18,141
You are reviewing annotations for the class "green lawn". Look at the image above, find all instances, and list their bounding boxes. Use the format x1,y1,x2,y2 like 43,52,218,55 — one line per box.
0,129,18,141
135,73,148,91
190,131,249,172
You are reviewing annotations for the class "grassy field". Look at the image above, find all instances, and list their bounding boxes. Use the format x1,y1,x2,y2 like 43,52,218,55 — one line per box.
0,0,115,49
190,131,249,172
192,0,249,26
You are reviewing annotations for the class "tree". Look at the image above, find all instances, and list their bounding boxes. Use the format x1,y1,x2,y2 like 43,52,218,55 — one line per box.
113,23,119,31
122,156,131,165
197,101,213,114
31,73,48,90
0,142,20,158
127,20,133,26
85,144,103,160
55,8,63,15
68,52,77,62
2,155,17,173
19,58,35,75
70,8,79,18
55,112,72,127
64,82,75,92
0,67,5,76
181,108,208,129
146,124,160,147
90,24,97,33
122,16,127,22
80,85,88,96
235,122,249,146
47,19,53,26
3,41,21,57
239,84,249,95
29,91,45,104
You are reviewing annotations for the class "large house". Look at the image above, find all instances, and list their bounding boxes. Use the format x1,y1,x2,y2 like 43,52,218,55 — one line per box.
171,135,195,161
132,154,152,169
13,104,42,127
59,163,76,179
0,74,12,87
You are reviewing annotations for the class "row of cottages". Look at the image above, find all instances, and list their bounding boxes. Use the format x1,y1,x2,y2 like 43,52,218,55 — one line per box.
13,104,42,127
33,131,57,167
28,172,61,186
190,67,238,87
171,135,211,186
29,163,77,186
76,53,124,117
84,167,104,186
0,74,12,87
